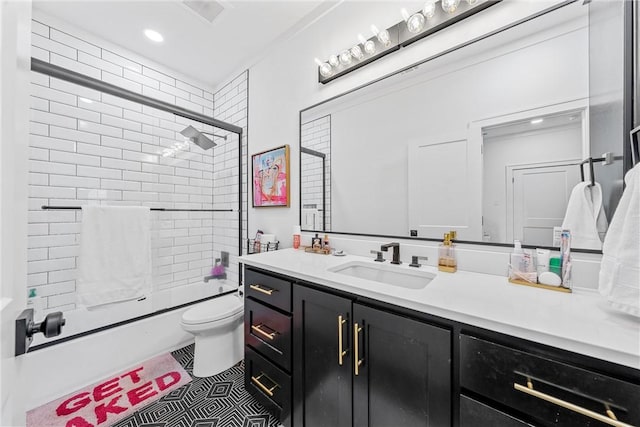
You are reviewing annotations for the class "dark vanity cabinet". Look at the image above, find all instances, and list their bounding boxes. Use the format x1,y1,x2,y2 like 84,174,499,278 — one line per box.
292,284,451,427
244,267,293,427
459,335,640,427
292,285,353,427
244,265,640,427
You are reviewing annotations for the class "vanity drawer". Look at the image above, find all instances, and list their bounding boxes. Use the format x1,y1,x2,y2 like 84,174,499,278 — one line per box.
460,395,534,427
245,297,292,371
245,346,291,426
460,335,640,427
245,268,292,312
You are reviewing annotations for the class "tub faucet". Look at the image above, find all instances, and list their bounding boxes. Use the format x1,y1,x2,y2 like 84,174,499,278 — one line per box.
380,242,401,265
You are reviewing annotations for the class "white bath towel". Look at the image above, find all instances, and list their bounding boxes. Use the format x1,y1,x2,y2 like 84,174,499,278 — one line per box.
77,206,152,308
598,163,640,317
561,182,608,250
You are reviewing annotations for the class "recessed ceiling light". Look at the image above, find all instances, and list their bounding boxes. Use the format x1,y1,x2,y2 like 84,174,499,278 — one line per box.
144,29,164,43
531,118,544,124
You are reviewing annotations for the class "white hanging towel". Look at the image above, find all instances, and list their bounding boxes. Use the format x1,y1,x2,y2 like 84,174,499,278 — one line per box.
77,206,152,308
561,181,608,250
598,163,640,317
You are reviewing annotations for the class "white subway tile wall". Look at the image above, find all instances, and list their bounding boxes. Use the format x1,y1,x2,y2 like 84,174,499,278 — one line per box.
301,115,331,231
28,20,248,314
213,71,248,260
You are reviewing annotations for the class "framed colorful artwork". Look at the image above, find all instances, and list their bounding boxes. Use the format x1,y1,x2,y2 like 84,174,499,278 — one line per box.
252,145,290,207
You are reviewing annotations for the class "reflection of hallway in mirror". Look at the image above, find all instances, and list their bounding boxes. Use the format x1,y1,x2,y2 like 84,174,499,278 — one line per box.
482,111,584,246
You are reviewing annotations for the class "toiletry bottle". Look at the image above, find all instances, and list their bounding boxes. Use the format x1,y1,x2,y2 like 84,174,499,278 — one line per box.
312,233,322,250
438,232,457,272
560,229,572,288
254,230,263,253
535,248,550,277
293,225,301,249
509,241,536,282
509,240,524,281
549,257,562,276
323,234,330,251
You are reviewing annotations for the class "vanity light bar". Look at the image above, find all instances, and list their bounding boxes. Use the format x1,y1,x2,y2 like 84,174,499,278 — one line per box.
317,29,400,84
317,0,501,84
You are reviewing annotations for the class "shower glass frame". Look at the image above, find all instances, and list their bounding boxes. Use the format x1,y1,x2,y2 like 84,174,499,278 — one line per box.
29,58,244,351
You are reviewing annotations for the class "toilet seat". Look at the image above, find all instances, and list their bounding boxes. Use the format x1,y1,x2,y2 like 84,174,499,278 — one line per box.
181,295,243,325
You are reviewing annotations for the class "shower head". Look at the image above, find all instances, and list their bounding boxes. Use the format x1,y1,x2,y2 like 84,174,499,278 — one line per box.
180,125,217,150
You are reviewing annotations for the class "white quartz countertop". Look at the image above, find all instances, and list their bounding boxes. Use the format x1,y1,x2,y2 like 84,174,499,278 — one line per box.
240,248,640,370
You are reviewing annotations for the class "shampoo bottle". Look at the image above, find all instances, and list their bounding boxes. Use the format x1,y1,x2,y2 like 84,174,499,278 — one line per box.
438,232,457,273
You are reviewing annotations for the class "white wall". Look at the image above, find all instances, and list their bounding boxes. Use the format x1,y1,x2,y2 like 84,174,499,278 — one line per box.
248,0,576,247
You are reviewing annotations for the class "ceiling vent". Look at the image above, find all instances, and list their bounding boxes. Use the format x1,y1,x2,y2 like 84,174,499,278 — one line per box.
183,0,225,24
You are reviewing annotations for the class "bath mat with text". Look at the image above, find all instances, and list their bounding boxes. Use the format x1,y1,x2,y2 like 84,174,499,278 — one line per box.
26,352,191,427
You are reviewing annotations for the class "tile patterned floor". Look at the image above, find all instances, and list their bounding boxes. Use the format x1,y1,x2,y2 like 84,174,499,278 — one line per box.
111,345,280,427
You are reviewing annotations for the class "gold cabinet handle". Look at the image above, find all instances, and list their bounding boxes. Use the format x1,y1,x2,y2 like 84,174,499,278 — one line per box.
251,373,279,397
250,284,275,295
251,324,276,340
514,380,634,427
338,315,347,365
354,322,363,375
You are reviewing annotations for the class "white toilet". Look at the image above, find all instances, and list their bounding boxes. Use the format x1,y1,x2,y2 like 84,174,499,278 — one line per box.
180,293,244,378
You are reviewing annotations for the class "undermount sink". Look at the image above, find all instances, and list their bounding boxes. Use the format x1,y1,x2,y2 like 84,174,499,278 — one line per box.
328,261,436,289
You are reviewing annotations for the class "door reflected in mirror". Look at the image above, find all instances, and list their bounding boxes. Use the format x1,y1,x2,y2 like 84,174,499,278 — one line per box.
481,110,584,247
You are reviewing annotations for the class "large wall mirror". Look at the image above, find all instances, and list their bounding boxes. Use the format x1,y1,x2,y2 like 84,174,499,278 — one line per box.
300,1,633,251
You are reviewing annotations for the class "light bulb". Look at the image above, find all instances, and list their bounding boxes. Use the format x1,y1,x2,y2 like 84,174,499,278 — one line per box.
363,40,376,55
350,45,364,60
422,1,436,18
358,33,376,55
339,50,352,66
441,0,460,13
315,58,333,77
328,54,339,67
377,29,391,47
407,12,425,33
319,62,333,77
371,24,391,47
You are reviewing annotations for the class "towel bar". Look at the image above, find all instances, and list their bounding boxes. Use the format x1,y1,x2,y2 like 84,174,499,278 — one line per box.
41,205,236,212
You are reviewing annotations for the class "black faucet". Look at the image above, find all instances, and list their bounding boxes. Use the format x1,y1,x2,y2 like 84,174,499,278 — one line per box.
380,242,401,265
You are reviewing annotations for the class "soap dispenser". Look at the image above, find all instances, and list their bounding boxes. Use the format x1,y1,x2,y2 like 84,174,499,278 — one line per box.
438,231,457,273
